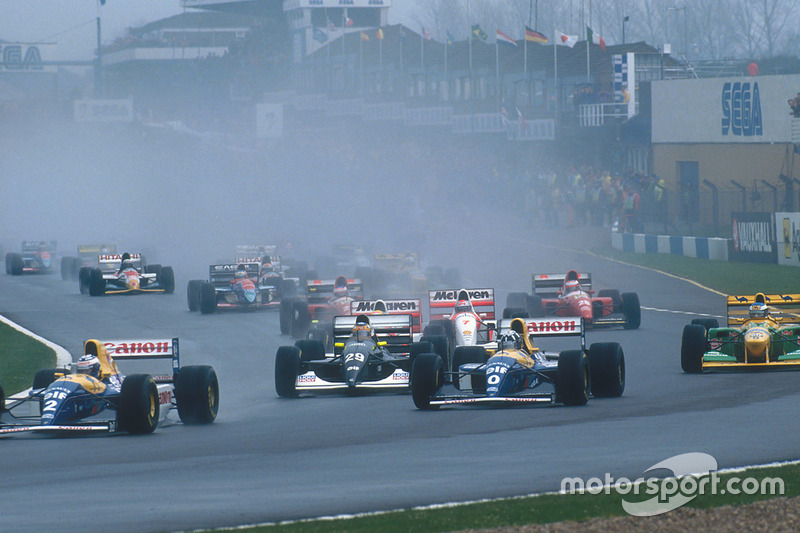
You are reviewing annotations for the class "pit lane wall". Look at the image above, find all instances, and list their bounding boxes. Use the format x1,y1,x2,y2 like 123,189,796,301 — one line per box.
611,232,730,261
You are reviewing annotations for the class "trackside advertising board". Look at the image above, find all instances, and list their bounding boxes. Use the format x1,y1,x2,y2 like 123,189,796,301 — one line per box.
776,212,800,266
730,212,776,264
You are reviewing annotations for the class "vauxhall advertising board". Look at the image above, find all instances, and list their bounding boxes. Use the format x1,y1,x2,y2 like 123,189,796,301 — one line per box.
730,212,776,264
652,74,800,144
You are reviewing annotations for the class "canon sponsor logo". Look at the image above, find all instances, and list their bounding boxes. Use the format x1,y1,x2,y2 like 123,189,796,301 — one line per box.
527,320,578,333
104,341,171,354
354,300,418,312
432,290,491,301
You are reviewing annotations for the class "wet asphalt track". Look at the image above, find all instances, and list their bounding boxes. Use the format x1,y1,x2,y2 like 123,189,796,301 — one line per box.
1,230,800,533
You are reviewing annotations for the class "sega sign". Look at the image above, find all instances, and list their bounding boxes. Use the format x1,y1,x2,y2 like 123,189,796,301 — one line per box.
721,82,762,137
0,45,49,71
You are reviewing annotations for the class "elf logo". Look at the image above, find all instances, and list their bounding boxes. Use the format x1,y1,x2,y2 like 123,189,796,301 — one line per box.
721,82,762,137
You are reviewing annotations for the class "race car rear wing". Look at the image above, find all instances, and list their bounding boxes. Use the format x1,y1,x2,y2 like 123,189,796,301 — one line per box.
498,317,585,351
98,253,143,273
21,240,57,253
235,244,277,259
349,299,422,331
77,243,117,258
532,272,592,297
209,263,260,285
428,288,496,320
101,337,180,380
373,252,418,272
306,278,363,303
332,314,414,356
727,293,800,326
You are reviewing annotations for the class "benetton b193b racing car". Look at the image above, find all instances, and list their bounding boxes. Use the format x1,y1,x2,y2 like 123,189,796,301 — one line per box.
0,338,218,436
6,240,57,275
681,292,800,373
411,316,625,409
275,313,436,397
79,253,175,296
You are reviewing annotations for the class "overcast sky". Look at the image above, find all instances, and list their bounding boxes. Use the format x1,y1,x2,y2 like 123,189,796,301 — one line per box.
1,0,415,61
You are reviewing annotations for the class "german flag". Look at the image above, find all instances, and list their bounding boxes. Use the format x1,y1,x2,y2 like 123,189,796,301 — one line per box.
525,26,548,44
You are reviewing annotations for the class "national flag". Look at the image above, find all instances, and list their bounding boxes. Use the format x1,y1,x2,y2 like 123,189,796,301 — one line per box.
345,17,354,27
587,26,606,51
376,28,384,40
313,27,328,43
496,29,517,46
446,31,455,45
472,24,488,41
525,26,548,44
422,27,431,40
516,107,527,130
555,30,578,48
360,31,369,42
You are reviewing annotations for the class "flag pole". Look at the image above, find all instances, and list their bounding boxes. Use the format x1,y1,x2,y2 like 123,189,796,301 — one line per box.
379,27,383,68
554,27,559,125
420,28,424,70
495,35,500,110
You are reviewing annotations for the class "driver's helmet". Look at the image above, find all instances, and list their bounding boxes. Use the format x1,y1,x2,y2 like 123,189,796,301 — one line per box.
564,280,580,294
235,264,247,280
261,260,273,273
749,302,769,319
76,354,101,379
454,299,471,313
352,320,372,342
120,252,132,270
333,285,349,298
498,331,522,351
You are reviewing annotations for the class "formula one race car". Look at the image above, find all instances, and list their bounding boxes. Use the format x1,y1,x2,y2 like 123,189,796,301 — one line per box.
427,288,497,349
0,338,218,436
275,313,440,397
355,252,461,299
681,292,800,373
60,243,117,281
411,316,625,409
280,276,364,338
506,270,640,329
187,262,295,314
5,240,57,275
79,253,175,296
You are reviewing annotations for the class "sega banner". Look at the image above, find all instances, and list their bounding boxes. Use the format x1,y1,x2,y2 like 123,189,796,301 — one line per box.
730,212,776,264
776,212,800,267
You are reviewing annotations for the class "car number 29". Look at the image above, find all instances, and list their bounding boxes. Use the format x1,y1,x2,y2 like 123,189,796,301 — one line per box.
345,353,365,363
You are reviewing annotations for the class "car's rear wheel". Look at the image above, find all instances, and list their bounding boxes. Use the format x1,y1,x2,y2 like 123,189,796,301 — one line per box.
32,368,71,389
159,266,175,294
681,324,707,374
588,342,625,397
117,374,159,434
199,282,217,314
621,292,641,329
275,346,302,398
290,301,311,338
502,307,529,319
691,318,720,331
7,253,23,276
411,353,443,410
420,334,450,373
187,280,203,311
88,268,105,296
295,339,326,362
506,292,528,309
427,319,456,352
175,365,219,424
60,257,75,281
598,289,622,312
556,350,589,406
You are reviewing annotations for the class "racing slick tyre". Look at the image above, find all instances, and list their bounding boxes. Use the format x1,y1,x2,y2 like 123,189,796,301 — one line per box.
502,307,529,319
588,343,625,398
145,264,162,276
279,298,294,335
681,324,707,374
621,292,641,330
452,346,487,392
290,300,312,339
280,278,297,299
305,327,333,354
691,318,720,331
420,334,450,373
598,289,622,312
79,267,91,294
60,257,75,281
117,374,159,435
7,253,23,276
88,268,105,296
411,353,443,410
506,292,529,310
556,350,590,406
0,383,4,412
295,339,326,362
408,341,433,374
427,319,456,353
526,294,545,317
175,365,219,425
158,266,175,294
32,368,71,390
187,280,203,312
275,346,302,398
199,282,217,314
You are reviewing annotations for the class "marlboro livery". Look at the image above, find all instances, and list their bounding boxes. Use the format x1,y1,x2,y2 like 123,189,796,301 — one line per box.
411,316,626,409
0,337,218,436
428,288,496,348
681,292,800,373
506,270,640,329
275,313,431,396
6,240,57,276
78,253,175,296
60,243,117,281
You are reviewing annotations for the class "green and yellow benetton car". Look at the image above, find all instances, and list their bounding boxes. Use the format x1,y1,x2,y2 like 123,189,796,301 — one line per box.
681,292,800,373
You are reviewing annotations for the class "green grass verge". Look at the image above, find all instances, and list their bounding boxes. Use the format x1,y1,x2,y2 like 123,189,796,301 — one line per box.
595,247,800,295
0,320,57,395
210,462,800,532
